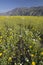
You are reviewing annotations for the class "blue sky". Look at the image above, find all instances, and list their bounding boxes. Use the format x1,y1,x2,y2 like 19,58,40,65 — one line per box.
0,0,43,12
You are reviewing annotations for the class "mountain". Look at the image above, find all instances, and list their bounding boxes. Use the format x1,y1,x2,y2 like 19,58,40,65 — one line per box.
0,6,43,16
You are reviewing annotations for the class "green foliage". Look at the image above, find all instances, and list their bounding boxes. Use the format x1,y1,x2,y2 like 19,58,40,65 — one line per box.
0,16,43,65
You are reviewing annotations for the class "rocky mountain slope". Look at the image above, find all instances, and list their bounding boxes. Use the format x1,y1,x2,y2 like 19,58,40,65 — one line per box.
0,6,43,16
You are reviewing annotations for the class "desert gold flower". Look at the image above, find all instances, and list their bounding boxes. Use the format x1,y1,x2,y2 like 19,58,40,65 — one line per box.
10,36,13,39
8,57,12,61
0,53,2,57
24,48,25,50
3,50,6,53
29,46,32,48
32,61,36,65
0,36,3,39
31,54,35,57
0,40,2,43
40,52,43,55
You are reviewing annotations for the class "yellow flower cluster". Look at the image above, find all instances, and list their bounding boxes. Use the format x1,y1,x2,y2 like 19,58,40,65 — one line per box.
0,36,3,39
31,54,35,57
0,40,2,43
8,57,12,62
32,61,36,65
3,50,6,53
0,53,2,57
0,36,3,43
29,46,32,48
40,52,43,55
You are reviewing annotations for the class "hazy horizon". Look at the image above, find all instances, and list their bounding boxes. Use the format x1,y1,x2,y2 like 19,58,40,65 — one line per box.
0,0,43,13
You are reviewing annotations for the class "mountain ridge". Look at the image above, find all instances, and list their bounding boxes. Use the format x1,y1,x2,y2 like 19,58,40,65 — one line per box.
0,6,43,16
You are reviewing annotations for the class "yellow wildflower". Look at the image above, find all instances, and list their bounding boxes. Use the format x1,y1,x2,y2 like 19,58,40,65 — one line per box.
0,36,2,39
24,48,25,50
31,54,35,57
3,50,6,53
29,46,32,48
40,52,43,55
10,36,13,39
8,57,12,62
0,53,2,57
0,40,2,43
32,61,36,65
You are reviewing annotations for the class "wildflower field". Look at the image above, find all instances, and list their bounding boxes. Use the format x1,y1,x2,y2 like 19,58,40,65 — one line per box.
0,16,43,65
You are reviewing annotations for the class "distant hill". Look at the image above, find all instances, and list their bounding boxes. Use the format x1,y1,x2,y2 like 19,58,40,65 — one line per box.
0,6,43,16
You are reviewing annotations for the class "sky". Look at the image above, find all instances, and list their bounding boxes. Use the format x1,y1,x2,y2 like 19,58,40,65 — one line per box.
0,0,43,12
